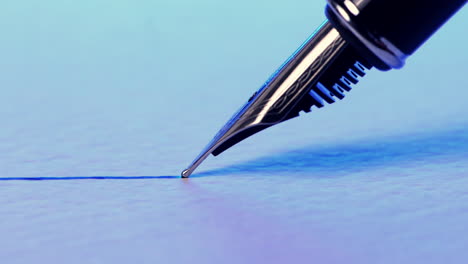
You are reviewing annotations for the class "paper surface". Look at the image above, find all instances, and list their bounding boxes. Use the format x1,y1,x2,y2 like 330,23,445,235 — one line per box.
1,1,467,263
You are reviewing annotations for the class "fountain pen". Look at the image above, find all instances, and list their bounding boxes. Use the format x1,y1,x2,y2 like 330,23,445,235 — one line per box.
182,0,466,178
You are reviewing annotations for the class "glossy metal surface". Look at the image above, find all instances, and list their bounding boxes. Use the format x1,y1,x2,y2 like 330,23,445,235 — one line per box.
182,22,347,177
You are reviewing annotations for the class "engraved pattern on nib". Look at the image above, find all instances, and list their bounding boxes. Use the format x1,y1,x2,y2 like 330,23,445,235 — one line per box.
267,36,346,117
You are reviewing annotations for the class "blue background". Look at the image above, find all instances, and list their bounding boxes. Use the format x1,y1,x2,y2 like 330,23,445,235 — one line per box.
1,1,467,263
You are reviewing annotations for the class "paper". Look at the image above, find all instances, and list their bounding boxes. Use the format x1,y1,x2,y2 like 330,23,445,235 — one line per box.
1,1,467,263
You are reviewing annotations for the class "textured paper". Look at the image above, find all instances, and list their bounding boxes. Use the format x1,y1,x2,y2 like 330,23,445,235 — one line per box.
1,1,467,263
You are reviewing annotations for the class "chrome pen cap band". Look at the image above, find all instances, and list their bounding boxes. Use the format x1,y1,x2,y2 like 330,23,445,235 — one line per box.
326,0,407,70
326,0,466,71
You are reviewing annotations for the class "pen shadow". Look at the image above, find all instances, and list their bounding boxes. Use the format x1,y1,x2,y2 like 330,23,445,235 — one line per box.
197,125,468,177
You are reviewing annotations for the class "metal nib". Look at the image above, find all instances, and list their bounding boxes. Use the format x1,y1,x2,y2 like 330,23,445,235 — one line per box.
181,21,371,178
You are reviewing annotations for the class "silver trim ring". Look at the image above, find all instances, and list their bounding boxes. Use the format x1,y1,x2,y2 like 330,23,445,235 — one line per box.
327,0,408,69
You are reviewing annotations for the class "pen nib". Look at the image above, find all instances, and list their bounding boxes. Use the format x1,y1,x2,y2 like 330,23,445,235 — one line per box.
181,21,370,177
181,94,272,178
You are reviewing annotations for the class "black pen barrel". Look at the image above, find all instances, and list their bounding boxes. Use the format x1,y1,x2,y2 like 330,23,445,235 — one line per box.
326,0,466,70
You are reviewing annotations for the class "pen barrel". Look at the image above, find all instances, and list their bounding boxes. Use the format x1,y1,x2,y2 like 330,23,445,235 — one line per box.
326,0,466,70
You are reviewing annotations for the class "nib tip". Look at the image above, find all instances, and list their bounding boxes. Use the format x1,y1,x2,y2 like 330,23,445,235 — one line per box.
181,169,191,178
